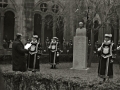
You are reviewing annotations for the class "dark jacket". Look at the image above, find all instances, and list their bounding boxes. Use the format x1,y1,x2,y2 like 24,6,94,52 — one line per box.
12,39,28,72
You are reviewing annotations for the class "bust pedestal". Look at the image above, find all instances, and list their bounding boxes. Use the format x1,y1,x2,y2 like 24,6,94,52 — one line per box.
71,28,88,70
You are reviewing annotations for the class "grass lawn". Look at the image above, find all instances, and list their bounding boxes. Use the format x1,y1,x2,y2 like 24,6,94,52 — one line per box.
0,63,120,82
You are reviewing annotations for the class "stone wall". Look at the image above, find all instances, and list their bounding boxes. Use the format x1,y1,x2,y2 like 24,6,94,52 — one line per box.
24,0,34,40
14,0,26,44
14,0,78,42
13,0,120,44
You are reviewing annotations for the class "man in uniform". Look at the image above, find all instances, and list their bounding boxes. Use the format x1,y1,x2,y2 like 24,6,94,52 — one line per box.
27,35,42,72
48,37,59,69
97,34,116,82
12,33,28,72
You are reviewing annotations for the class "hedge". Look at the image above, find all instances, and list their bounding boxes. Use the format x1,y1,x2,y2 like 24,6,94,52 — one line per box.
1,71,120,90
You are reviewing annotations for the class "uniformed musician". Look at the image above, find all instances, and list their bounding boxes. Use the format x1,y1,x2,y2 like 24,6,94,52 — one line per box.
97,34,116,82
48,37,59,69
28,35,42,72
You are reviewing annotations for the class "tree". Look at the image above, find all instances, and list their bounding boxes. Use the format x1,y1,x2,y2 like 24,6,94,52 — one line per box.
88,0,119,67
75,0,118,67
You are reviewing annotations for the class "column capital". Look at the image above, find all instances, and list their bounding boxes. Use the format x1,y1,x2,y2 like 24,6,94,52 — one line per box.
42,18,45,23
53,19,57,23
1,15,4,17
0,12,4,16
14,15,18,18
42,17,45,20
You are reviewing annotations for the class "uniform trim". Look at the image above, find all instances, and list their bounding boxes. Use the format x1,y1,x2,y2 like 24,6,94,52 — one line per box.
105,58,109,77
101,43,114,58
98,74,113,78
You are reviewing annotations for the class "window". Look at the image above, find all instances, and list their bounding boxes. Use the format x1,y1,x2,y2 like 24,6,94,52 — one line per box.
40,3,47,12
0,0,8,8
52,5,59,13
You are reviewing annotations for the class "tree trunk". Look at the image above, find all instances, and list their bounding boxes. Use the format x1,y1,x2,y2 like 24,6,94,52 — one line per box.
88,28,94,67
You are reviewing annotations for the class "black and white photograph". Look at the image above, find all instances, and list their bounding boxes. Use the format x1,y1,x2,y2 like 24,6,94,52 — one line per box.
1,0,120,90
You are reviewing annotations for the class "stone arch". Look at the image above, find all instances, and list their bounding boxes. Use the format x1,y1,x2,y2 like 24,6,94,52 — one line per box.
44,15,53,42
34,0,64,11
93,14,101,43
3,8,16,16
106,5,120,45
34,13,42,40
34,10,41,15
33,0,65,46
0,0,18,49
3,8,17,41
56,15,64,44
3,11,15,41
9,0,19,11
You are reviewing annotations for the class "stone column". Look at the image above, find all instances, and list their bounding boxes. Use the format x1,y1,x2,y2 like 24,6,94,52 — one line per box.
119,19,120,42
114,26,118,46
0,13,4,49
41,17,45,46
106,20,111,34
14,15,18,39
53,17,56,37
113,20,118,46
98,27,103,44
69,0,74,39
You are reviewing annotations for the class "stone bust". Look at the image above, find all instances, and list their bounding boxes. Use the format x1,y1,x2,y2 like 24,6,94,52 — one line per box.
76,22,86,36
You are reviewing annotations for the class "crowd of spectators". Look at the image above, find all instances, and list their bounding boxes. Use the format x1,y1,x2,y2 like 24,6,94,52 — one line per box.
3,39,13,49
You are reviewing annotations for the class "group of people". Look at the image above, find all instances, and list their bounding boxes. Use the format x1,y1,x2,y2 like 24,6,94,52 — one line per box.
11,26,120,83
76,21,118,82
12,33,60,72
45,37,73,54
3,39,13,49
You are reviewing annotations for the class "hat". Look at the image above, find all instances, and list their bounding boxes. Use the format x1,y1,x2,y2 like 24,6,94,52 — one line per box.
53,37,57,39
118,40,120,44
16,33,22,36
105,34,112,37
79,22,83,25
33,35,38,38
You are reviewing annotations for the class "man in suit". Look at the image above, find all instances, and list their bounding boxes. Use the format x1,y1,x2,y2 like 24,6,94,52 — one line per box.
12,33,28,72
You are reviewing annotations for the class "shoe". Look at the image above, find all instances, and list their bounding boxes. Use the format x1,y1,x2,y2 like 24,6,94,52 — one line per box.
50,65,53,69
54,65,57,69
28,68,32,71
32,70,36,72
105,78,110,83
103,78,106,82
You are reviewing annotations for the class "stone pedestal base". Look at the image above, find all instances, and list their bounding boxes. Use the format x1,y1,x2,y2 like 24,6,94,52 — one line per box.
70,68,89,73
72,36,88,70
